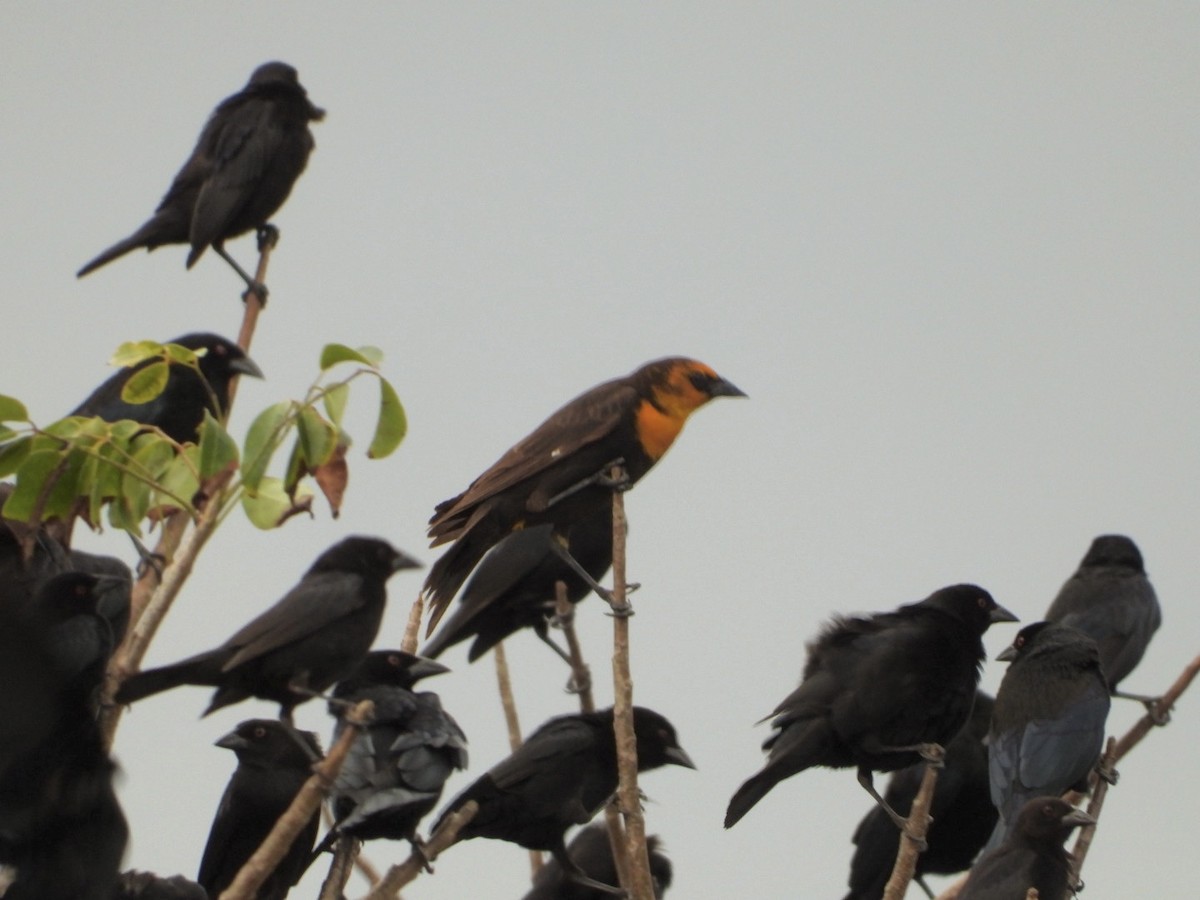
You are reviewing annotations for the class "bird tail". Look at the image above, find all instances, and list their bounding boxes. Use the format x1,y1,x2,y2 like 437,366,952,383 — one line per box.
113,652,222,704
423,536,489,637
724,769,785,828
76,234,147,278
77,211,183,278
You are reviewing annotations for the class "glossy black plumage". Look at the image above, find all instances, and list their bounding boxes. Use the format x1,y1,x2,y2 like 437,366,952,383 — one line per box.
522,823,673,899
115,536,418,719
197,720,321,900
1045,534,1161,692
70,333,262,445
436,707,693,893
77,62,324,287
111,871,207,900
959,797,1093,900
726,584,1016,828
987,622,1109,850
844,692,996,900
32,571,120,707
422,509,613,662
318,651,467,850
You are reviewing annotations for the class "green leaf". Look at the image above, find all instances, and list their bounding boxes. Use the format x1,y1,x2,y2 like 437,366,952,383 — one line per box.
197,411,239,480
0,437,31,478
322,383,350,426
368,376,407,459
242,401,292,492
283,438,306,497
163,342,201,366
121,360,170,405
241,477,313,529
155,446,200,511
297,407,336,467
110,340,164,368
320,343,380,370
88,443,124,524
0,395,29,423
4,449,66,521
0,425,16,443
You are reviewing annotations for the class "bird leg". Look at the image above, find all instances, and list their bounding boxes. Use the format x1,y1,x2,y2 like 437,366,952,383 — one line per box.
127,532,165,581
855,767,911,832
544,458,630,509
1114,689,1170,724
914,874,936,899
256,223,280,253
409,837,435,874
545,538,641,609
552,846,626,897
213,243,269,303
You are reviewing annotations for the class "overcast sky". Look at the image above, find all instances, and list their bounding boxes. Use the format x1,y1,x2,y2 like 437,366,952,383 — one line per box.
3,5,1197,898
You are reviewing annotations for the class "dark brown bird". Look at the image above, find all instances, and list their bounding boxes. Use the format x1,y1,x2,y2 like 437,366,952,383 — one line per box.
523,823,673,899
423,358,745,633
77,61,324,294
115,536,418,721
725,584,1016,829
197,720,322,900
958,797,1094,900
421,508,613,663
1044,534,1161,697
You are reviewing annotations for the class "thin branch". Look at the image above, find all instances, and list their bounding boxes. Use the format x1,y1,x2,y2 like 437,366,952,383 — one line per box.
883,747,943,900
1070,737,1115,888
608,467,654,900
493,639,543,877
219,700,374,900
318,836,360,900
555,579,595,713
359,801,478,900
401,592,424,654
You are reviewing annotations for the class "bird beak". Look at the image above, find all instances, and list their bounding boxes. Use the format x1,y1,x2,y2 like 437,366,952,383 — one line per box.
665,746,697,770
215,730,249,751
1061,809,1097,828
709,377,747,399
230,355,265,379
392,549,423,572
995,644,1018,662
407,656,451,681
988,603,1019,624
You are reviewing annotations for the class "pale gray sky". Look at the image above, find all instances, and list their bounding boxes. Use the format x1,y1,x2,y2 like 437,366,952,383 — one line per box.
3,5,1197,898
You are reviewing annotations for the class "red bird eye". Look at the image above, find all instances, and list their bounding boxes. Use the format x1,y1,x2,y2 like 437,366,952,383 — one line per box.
253,726,266,738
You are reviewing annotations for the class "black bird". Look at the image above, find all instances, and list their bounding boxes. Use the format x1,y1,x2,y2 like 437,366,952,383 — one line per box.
115,536,418,721
436,707,694,896
314,650,467,856
844,692,997,900
986,622,1109,850
77,61,324,294
111,871,207,900
422,508,614,663
197,720,322,900
0,604,128,900
32,571,121,707
1045,534,1161,697
522,823,673,900
70,333,263,445
725,584,1016,829
958,797,1094,900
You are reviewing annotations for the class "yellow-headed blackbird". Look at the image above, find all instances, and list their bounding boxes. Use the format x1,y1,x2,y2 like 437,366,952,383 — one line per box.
423,357,745,634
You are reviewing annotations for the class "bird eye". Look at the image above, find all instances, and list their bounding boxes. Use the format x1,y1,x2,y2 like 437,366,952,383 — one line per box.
688,371,711,392
388,653,402,667
976,596,987,609
253,725,266,738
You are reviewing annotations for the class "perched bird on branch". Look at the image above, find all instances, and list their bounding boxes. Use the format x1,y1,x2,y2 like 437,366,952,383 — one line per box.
843,692,997,900
32,571,123,711
1045,534,1161,698
115,536,418,721
313,650,467,857
423,357,745,632
523,823,673,899
435,706,694,896
70,333,262,445
986,622,1109,850
725,584,1016,829
422,508,613,663
197,720,322,900
958,797,1094,900
77,61,324,296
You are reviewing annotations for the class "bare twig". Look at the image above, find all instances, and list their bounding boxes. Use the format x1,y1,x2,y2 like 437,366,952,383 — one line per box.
555,579,595,713
1069,737,1115,888
319,805,382,889
493,640,542,877
608,467,654,900
220,700,374,900
883,747,944,900
360,801,478,900
401,592,424,655
318,835,360,900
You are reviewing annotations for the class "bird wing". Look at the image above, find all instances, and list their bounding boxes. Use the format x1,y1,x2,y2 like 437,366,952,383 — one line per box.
219,570,366,670
431,378,636,526
196,780,238,888
1016,689,1109,792
486,716,603,820
190,101,282,248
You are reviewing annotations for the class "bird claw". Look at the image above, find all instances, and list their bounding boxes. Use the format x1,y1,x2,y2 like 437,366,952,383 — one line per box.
902,829,929,853
410,838,434,873
1096,762,1119,786
565,669,592,696
242,280,269,305
605,601,634,618
918,743,946,768
1147,697,1170,726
